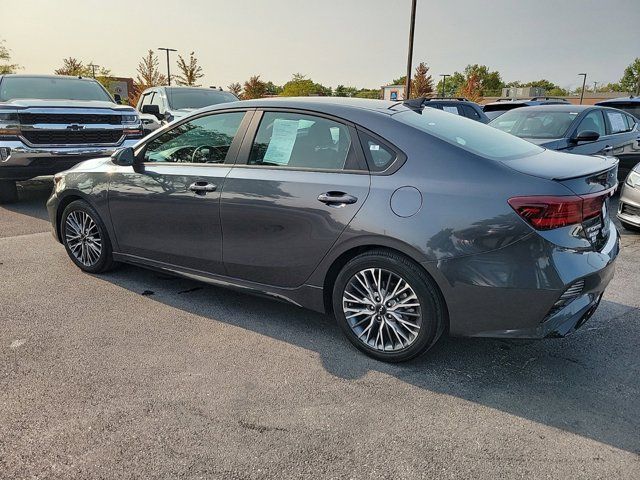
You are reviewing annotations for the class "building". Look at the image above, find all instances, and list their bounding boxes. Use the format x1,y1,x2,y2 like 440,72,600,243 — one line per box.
381,84,405,101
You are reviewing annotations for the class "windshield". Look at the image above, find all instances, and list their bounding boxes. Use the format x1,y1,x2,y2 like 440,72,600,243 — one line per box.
0,76,112,102
166,89,238,110
394,108,543,161
490,110,578,139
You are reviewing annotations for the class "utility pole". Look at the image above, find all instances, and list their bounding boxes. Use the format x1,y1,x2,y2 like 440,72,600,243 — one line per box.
88,62,99,78
593,81,598,92
158,47,177,86
578,73,587,104
440,74,450,97
404,0,417,99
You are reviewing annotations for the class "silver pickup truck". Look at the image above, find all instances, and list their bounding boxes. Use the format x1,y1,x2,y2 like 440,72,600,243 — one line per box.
0,74,143,203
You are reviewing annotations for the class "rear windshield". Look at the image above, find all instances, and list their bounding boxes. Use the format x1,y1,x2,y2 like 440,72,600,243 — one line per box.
490,110,578,139
394,109,543,161
0,76,112,102
601,103,640,119
166,89,238,110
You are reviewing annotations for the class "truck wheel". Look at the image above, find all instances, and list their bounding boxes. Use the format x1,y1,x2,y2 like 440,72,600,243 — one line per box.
0,180,18,203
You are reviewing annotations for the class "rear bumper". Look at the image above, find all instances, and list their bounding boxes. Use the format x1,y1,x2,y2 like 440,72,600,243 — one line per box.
431,220,620,338
0,139,139,180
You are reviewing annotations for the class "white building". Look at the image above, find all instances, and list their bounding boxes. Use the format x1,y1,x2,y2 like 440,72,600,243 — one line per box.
381,84,405,101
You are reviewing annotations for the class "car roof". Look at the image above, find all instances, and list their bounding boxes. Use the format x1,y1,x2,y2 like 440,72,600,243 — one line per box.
596,96,640,105
201,96,404,119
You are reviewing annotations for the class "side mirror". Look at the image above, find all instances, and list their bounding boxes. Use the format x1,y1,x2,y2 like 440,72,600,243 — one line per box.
113,93,122,104
111,147,135,166
141,104,162,120
572,130,600,143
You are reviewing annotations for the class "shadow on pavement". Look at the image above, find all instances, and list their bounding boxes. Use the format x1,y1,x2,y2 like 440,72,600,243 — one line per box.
100,263,640,455
3,180,53,222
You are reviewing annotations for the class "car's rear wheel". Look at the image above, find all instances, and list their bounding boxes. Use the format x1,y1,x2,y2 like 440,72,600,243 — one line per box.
0,180,18,203
61,200,114,273
621,220,640,233
332,249,445,362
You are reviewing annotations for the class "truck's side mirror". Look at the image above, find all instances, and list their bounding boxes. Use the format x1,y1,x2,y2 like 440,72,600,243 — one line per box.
113,93,122,104
141,104,162,120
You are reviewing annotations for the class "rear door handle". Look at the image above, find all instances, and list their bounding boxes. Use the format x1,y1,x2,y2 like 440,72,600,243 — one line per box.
317,191,358,207
189,181,217,194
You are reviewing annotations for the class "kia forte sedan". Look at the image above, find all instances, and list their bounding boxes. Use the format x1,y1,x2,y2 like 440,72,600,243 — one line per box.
47,98,619,362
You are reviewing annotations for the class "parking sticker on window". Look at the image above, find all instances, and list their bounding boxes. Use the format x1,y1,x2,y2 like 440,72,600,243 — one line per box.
264,119,299,165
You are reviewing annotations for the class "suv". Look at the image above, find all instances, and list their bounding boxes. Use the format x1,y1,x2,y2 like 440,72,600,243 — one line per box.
137,86,238,132
420,97,490,123
483,97,570,121
0,75,143,203
595,96,640,120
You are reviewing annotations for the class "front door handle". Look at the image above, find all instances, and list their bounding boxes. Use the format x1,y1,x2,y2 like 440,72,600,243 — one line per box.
603,145,614,153
317,191,358,207
189,181,217,195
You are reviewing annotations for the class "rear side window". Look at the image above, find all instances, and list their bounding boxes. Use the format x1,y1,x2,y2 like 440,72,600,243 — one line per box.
606,110,631,134
358,132,397,171
395,109,542,161
441,105,462,115
248,112,352,170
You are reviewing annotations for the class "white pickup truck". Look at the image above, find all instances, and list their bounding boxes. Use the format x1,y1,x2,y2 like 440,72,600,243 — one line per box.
0,74,143,203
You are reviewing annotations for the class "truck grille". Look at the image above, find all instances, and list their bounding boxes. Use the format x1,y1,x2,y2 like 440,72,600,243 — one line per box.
19,113,122,125
21,130,123,145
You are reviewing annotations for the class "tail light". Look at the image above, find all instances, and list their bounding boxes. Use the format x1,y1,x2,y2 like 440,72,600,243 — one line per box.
508,190,612,230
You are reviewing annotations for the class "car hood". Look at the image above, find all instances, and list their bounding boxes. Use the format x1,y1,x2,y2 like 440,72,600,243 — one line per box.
501,148,618,181
1,98,135,111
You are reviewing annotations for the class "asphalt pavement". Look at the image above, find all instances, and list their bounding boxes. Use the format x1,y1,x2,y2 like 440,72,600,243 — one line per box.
1,180,639,479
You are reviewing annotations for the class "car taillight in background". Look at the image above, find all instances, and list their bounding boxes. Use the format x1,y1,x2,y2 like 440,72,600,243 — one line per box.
508,190,613,230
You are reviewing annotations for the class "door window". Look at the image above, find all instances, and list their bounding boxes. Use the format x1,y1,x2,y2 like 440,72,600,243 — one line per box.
358,132,397,171
576,110,606,137
143,112,245,163
149,92,165,113
605,110,630,134
248,112,352,170
441,104,462,115
462,104,481,120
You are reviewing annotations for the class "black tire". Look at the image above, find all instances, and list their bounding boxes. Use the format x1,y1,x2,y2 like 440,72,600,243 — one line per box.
60,200,115,273
332,249,446,362
0,180,18,204
621,220,640,233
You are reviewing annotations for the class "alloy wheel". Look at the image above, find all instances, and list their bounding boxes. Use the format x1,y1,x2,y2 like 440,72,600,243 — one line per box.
342,268,422,352
65,210,103,267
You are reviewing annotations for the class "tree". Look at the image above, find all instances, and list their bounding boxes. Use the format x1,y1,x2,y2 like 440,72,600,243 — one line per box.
458,71,483,103
130,50,167,105
264,81,283,96
228,82,242,97
410,62,434,98
281,73,331,97
0,39,20,74
334,85,358,97
354,88,380,99
175,51,204,87
620,58,640,95
242,75,267,99
391,75,406,85
55,57,87,76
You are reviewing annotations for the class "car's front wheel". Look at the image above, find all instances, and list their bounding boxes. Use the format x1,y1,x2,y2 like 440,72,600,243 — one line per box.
60,200,115,273
0,180,18,203
332,249,446,362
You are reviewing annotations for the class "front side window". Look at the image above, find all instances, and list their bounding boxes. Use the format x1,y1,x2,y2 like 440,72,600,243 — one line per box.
397,108,543,161
143,111,245,164
248,112,352,170
149,92,165,112
491,110,578,139
605,109,631,134
576,110,606,137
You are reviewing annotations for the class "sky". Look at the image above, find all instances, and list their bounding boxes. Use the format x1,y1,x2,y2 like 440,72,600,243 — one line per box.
2,0,639,91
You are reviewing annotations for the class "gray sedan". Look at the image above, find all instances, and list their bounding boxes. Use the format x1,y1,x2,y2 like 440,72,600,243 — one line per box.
618,164,640,232
47,98,619,362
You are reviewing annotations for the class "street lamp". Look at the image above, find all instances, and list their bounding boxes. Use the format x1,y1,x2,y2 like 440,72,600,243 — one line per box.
158,47,177,86
404,0,417,99
440,74,450,97
578,73,587,105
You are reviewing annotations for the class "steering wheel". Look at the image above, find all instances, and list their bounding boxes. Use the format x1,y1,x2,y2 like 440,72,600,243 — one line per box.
191,145,214,163
191,145,227,163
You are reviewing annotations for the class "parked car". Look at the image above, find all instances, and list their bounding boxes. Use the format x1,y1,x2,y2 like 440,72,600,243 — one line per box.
489,104,640,181
483,97,570,121
0,74,143,203
47,97,619,362
618,164,640,231
595,96,640,120
419,97,490,123
137,86,238,133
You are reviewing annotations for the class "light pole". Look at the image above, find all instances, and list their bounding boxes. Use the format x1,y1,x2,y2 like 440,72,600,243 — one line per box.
593,81,598,92
578,73,587,104
440,74,450,97
404,0,417,99
158,47,177,86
